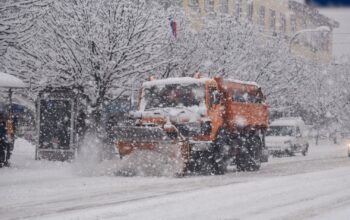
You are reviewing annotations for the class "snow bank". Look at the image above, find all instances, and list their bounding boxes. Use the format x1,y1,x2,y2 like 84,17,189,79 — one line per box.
72,133,117,177
270,117,305,126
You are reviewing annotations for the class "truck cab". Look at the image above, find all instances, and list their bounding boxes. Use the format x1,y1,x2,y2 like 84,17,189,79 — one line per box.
137,77,223,142
266,117,309,156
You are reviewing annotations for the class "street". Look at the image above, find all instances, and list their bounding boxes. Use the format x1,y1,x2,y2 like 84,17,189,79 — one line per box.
1,139,350,220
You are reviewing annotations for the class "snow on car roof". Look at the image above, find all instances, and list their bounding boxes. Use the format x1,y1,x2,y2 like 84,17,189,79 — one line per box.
143,77,211,87
0,72,27,88
270,117,304,126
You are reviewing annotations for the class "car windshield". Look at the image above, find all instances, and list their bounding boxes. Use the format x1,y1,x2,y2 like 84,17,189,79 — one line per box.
266,126,295,136
143,83,205,110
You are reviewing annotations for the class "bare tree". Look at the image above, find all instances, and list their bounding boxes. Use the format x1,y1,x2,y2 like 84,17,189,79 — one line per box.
3,0,169,125
0,0,51,56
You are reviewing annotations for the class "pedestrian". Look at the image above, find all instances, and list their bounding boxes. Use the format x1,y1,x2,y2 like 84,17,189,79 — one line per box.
5,115,15,166
0,113,8,167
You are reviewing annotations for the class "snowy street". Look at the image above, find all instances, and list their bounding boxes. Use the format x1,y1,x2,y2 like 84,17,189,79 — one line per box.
1,139,350,220
2,0,350,219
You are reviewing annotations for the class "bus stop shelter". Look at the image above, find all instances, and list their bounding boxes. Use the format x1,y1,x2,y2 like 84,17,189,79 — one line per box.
0,71,27,114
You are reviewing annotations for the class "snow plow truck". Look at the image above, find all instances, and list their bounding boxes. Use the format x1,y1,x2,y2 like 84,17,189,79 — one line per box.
114,75,269,175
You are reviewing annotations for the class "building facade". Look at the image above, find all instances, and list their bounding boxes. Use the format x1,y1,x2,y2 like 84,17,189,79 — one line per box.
181,0,339,63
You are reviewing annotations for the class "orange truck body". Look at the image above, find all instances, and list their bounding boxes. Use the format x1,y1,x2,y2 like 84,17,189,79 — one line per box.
116,76,269,173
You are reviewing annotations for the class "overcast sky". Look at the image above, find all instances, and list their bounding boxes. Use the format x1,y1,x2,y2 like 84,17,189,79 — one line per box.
318,8,350,59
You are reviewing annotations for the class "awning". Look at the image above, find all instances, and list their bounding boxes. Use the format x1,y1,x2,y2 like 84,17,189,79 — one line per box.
0,72,27,88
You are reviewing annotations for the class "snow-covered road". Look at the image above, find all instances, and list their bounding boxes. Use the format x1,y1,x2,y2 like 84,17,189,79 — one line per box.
1,139,350,220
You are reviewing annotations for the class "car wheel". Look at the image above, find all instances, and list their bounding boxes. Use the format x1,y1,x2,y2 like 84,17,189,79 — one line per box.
302,143,309,156
286,148,295,156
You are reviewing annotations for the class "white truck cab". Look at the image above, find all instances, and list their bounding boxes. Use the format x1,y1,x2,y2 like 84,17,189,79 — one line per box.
266,117,309,156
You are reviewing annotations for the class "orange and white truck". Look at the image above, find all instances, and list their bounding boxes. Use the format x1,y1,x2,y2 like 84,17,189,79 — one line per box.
114,75,269,175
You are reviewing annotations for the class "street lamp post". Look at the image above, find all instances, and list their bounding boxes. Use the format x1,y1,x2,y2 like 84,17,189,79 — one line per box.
289,26,331,53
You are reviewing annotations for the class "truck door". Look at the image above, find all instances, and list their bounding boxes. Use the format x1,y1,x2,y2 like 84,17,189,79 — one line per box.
207,83,224,140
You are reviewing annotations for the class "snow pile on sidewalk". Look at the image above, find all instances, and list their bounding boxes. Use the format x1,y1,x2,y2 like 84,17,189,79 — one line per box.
72,134,117,177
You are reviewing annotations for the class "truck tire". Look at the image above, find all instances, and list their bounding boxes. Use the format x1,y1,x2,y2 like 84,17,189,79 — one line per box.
211,146,227,175
211,132,231,175
186,151,202,174
286,147,295,156
236,135,261,172
187,150,215,175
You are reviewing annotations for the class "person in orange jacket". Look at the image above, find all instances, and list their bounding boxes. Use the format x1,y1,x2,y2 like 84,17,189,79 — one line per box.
5,116,15,166
0,112,15,167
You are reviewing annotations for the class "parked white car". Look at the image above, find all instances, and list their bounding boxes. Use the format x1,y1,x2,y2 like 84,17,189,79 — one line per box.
266,118,309,156
341,132,350,157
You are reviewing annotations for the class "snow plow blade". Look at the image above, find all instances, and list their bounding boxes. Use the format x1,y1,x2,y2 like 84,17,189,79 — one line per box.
114,126,171,143
113,126,181,157
114,126,189,175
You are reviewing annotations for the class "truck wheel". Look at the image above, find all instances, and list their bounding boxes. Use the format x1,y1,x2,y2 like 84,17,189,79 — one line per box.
211,150,227,175
210,133,229,175
236,154,261,171
236,155,248,171
237,135,261,172
186,151,202,174
286,148,295,156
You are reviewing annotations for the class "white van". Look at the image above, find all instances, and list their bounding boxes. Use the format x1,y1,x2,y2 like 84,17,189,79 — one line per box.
266,117,309,156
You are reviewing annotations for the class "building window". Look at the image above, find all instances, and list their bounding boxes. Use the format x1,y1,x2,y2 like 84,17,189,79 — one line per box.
221,0,229,13
189,0,200,12
290,14,296,33
247,3,254,21
258,6,265,31
189,0,199,7
205,0,215,13
269,9,276,35
280,13,286,34
235,0,242,21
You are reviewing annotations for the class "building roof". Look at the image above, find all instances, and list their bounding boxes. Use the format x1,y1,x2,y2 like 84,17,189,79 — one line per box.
288,0,340,28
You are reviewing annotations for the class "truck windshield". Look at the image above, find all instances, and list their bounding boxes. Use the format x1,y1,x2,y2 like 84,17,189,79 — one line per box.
266,126,295,136
143,83,205,110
